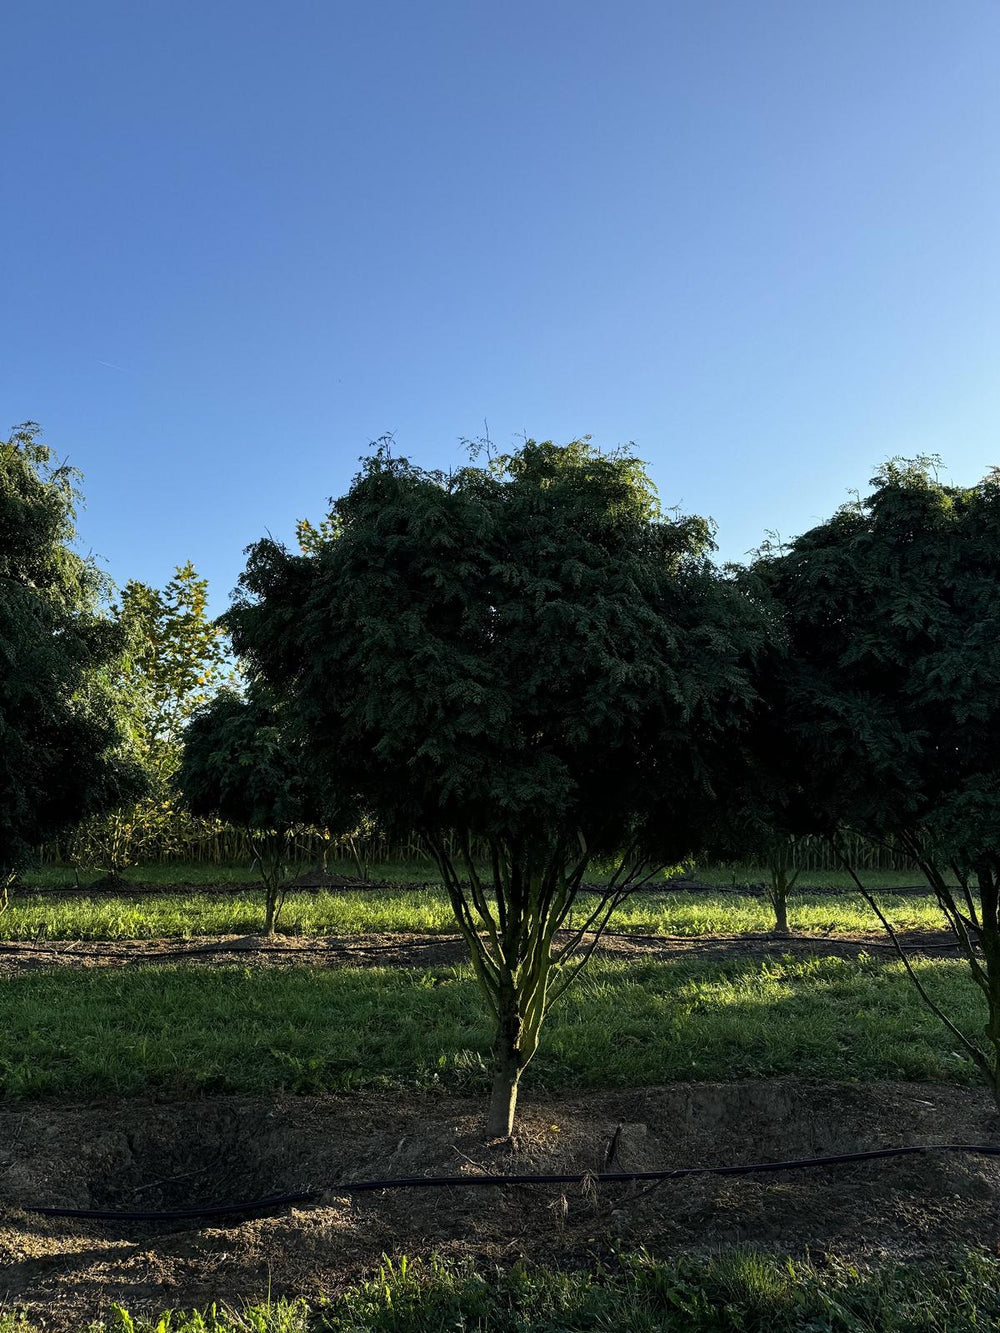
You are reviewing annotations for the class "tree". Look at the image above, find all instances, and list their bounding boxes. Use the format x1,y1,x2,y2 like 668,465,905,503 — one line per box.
74,561,233,881
174,689,319,934
226,439,769,1136
0,423,146,903
119,561,232,783
757,458,1000,1101
694,650,814,937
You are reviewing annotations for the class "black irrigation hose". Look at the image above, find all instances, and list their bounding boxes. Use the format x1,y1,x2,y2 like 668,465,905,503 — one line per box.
19,1142,1000,1224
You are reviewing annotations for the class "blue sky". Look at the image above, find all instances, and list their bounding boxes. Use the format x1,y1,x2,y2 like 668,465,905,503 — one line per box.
4,1,999,612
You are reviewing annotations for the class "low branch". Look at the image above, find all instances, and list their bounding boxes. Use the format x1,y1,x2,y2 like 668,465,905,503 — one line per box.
838,852,993,1082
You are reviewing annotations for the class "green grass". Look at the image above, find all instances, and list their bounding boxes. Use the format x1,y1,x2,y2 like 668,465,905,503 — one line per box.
0,952,984,1098
6,1250,1000,1332
1,883,950,942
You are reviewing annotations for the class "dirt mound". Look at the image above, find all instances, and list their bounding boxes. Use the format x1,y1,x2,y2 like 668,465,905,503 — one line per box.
1,1080,998,1325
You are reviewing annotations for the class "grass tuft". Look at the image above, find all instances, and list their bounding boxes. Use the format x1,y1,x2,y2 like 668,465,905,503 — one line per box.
6,1250,1000,1331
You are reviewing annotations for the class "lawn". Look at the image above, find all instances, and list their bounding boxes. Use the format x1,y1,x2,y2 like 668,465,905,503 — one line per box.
0,953,982,1098
3,876,951,942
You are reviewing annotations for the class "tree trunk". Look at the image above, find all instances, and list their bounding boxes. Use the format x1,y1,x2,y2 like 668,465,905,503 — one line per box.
768,862,792,936
486,986,525,1138
771,887,789,935
486,1047,521,1139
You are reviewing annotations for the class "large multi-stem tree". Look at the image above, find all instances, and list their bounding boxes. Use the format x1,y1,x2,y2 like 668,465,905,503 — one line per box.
226,439,769,1136
757,458,1000,1102
0,423,146,902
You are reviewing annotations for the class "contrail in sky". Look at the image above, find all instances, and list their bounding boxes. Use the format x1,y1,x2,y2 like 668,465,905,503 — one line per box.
96,359,127,372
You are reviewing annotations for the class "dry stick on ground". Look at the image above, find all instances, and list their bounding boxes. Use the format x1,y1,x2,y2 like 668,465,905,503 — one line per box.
837,848,994,1088
424,828,668,1138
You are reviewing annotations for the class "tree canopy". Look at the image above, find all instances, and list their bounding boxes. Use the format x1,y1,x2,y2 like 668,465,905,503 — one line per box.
757,457,1000,860
175,688,311,834
119,561,233,785
0,423,145,892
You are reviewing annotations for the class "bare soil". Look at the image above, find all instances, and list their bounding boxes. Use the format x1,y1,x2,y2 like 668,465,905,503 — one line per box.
1,1081,997,1326
0,926,966,976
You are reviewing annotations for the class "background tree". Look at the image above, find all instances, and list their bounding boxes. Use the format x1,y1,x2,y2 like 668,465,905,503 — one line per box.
695,637,814,937
174,688,322,934
119,561,233,783
758,458,1000,1102
74,562,233,881
0,423,146,904
226,439,769,1136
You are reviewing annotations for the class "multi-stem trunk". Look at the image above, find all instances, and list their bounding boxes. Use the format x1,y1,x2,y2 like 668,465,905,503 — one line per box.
426,830,661,1138
252,832,287,936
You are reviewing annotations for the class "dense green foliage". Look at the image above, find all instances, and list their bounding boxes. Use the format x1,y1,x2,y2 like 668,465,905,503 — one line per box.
758,458,1000,857
176,690,312,832
0,423,145,892
120,561,233,782
229,440,766,860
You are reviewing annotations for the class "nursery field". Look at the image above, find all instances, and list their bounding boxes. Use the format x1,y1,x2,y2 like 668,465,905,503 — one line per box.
2,860,998,1331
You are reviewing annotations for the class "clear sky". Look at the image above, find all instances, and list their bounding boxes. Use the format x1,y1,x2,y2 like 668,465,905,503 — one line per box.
4,1,999,612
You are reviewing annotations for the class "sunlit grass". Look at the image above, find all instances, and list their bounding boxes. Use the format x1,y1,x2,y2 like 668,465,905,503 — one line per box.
0,953,982,1098
3,876,950,942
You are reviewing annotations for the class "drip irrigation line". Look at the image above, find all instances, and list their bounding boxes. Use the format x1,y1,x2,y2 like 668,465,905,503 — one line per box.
18,1142,1000,1224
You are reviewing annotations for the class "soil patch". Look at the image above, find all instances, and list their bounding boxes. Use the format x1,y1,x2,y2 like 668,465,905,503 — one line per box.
1,1081,997,1326
0,926,966,976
